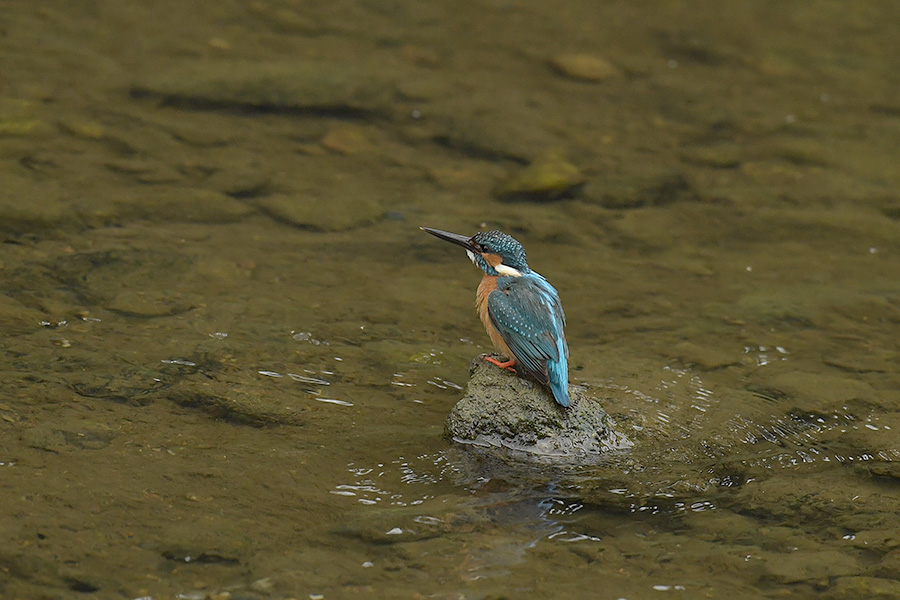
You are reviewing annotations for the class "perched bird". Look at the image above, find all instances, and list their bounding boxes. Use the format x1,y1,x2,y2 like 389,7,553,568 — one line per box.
421,227,571,407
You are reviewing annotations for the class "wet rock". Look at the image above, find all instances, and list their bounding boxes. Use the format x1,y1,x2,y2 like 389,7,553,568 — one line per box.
548,53,622,82
257,192,382,231
446,357,631,460
493,152,585,202
132,60,394,116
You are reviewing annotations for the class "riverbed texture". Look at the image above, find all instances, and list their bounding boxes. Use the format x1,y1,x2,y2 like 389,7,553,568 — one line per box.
2,2,900,598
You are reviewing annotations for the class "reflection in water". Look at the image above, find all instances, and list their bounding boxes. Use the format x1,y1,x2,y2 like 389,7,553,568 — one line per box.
326,351,900,586
333,456,444,506
257,365,353,405
743,344,790,366
332,453,612,582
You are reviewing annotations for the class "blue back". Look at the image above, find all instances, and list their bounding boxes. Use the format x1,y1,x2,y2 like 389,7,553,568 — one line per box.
487,272,570,406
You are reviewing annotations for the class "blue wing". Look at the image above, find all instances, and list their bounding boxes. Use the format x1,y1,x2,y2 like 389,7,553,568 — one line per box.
487,273,569,405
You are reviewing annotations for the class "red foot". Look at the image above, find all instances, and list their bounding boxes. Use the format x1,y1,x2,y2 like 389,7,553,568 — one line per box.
484,356,517,373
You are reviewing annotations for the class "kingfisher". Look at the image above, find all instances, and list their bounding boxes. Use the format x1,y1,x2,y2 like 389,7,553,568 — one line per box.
421,227,571,407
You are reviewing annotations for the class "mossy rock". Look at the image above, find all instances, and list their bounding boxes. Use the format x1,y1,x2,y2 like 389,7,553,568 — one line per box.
446,356,631,461
493,152,585,202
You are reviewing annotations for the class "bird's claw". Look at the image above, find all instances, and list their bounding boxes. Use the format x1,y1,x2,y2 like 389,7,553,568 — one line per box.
483,355,517,373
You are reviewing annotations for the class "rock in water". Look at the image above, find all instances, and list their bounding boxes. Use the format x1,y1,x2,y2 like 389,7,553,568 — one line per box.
493,152,585,202
446,356,631,460
131,60,392,116
548,53,622,82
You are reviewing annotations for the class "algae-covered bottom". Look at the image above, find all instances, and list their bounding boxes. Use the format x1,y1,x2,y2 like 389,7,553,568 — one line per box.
3,0,900,598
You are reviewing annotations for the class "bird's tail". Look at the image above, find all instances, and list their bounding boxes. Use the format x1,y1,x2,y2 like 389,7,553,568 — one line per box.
547,357,570,407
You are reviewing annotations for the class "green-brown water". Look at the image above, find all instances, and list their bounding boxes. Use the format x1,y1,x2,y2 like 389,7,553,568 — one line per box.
2,1,900,598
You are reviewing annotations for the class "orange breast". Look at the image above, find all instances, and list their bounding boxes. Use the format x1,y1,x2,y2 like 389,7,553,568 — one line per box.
476,275,513,357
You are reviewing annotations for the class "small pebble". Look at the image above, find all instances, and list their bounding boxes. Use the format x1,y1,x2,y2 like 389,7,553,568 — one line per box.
548,53,621,82
320,125,374,154
250,577,274,592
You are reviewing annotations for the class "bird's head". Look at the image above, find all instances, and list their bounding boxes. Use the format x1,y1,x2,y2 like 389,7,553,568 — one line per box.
421,227,529,277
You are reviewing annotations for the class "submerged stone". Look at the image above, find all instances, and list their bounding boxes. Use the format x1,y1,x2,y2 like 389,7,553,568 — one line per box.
431,111,560,164
446,356,631,460
493,152,585,202
106,290,199,318
131,59,393,116
582,165,693,209
548,53,622,82
168,381,305,427
257,192,382,231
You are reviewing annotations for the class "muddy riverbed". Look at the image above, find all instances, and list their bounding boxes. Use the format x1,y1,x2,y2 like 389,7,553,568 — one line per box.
2,1,900,598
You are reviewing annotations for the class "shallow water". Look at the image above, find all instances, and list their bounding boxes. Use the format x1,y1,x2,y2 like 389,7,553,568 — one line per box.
2,1,900,598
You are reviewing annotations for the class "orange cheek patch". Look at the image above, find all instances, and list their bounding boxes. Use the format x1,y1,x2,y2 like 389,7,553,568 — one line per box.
482,253,503,268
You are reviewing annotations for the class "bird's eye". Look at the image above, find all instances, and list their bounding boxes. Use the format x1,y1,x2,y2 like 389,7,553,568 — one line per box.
479,244,489,253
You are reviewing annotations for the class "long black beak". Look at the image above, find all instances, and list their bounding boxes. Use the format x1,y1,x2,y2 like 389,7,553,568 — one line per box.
420,227,476,251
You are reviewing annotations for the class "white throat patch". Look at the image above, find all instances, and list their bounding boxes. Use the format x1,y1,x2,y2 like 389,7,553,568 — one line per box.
495,263,523,277
468,249,523,277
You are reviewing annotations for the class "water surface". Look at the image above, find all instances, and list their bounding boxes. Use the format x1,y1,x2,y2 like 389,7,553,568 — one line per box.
2,1,900,598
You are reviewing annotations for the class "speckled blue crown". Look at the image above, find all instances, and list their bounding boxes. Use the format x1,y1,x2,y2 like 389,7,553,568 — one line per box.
472,230,529,272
